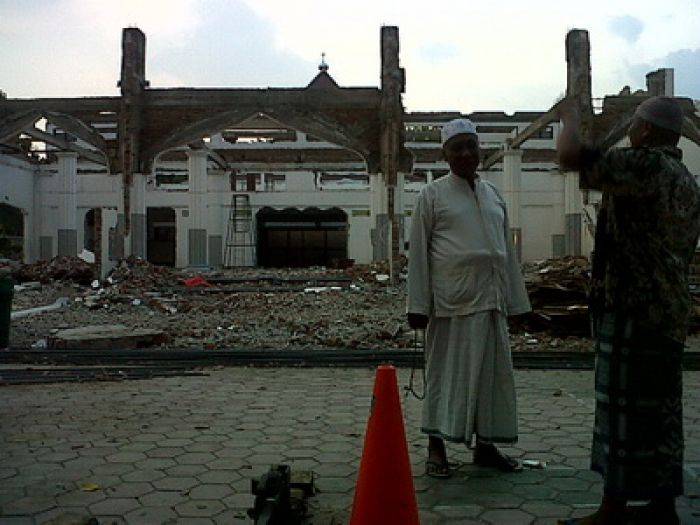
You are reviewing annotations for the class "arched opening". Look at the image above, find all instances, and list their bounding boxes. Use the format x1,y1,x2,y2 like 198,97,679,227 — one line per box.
256,207,348,268
147,207,176,267
0,204,24,261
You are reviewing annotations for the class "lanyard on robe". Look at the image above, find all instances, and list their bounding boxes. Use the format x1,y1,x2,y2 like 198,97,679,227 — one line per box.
404,329,426,400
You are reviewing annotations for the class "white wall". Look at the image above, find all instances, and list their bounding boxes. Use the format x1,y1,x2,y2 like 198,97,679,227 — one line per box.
0,156,36,262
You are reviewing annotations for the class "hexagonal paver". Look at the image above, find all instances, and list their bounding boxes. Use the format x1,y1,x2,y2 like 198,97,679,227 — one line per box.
105,452,147,463
314,463,355,478
120,470,166,483
188,484,235,500
196,470,241,484
174,499,225,517
222,492,256,510
106,482,154,498
124,506,178,524
166,464,210,477
175,452,217,465
185,442,223,453
521,501,573,517
139,490,187,507
481,508,535,524
1,496,57,515
152,476,200,491
88,497,140,515
146,447,184,458
56,489,107,507
316,477,356,494
135,458,177,470
91,463,136,476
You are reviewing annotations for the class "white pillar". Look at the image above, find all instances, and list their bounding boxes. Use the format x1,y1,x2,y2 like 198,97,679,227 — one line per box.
369,172,389,261
187,150,209,266
55,152,78,256
502,148,523,260
564,171,583,256
426,170,434,184
130,172,147,258
396,172,406,252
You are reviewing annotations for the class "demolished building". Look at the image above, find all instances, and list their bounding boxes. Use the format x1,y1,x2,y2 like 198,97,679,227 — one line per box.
1,28,699,278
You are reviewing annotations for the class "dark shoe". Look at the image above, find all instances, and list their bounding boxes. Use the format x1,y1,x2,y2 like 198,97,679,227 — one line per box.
425,458,451,478
627,504,679,525
473,445,522,473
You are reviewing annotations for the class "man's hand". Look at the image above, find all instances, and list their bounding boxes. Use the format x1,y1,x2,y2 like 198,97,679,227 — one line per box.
407,312,429,330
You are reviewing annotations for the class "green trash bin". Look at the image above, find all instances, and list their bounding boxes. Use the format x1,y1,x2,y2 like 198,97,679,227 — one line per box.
0,270,13,349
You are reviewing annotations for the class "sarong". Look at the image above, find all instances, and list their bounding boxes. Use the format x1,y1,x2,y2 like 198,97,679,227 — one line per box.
420,310,517,445
591,313,684,499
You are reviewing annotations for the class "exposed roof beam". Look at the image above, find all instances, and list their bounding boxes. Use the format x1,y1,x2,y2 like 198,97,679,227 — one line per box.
206,148,228,170
482,99,564,170
0,110,42,144
23,127,107,165
187,140,229,170
44,111,108,152
682,116,700,148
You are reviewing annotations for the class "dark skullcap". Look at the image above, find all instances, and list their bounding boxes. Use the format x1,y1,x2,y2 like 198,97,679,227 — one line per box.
633,96,683,134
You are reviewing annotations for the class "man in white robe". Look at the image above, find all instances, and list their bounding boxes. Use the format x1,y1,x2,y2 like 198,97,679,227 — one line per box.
407,118,531,477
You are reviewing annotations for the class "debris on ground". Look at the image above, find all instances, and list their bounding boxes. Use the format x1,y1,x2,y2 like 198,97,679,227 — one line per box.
47,324,169,350
7,256,94,285
513,256,591,337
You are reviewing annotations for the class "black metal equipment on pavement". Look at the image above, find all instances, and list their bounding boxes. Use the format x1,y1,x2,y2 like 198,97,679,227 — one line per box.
248,464,315,524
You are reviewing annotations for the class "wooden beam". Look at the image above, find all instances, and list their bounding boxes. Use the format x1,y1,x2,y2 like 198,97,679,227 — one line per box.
482,99,564,170
23,127,107,165
682,116,700,148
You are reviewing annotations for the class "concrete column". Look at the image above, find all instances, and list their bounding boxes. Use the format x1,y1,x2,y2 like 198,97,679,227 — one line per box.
187,150,208,267
646,68,674,96
564,171,583,256
130,172,147,258
55,152,78,257
396,172,406,252
426,170,433,184
502,148,523,261
21,209,31,264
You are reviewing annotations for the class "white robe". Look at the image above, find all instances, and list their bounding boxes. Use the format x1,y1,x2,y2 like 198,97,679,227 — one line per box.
407,173,531,444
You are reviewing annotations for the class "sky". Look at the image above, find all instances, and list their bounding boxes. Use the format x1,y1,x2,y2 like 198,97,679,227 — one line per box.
0,0,698,114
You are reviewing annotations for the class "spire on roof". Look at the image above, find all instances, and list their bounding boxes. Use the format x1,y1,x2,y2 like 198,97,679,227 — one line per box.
319,52,329,72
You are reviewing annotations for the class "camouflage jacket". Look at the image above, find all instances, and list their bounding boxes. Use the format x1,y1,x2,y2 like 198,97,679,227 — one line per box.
581,146,700,342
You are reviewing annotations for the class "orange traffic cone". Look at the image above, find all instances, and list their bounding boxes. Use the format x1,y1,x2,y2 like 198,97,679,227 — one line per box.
349,365,420,525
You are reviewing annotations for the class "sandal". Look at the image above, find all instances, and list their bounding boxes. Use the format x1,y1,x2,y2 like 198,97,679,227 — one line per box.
425,458,451,478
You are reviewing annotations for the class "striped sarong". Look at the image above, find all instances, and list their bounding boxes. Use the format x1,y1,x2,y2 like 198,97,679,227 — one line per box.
591,313,684,499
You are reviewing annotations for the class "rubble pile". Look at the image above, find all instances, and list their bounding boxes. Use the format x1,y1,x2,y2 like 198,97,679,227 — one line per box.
10,256,94,285
513,256,591,337
106,256,178,292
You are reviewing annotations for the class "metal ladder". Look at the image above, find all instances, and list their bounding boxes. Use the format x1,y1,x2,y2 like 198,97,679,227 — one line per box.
223,193,256,267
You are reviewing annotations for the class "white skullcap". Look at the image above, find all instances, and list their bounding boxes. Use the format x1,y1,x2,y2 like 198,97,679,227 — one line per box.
441,118,478,146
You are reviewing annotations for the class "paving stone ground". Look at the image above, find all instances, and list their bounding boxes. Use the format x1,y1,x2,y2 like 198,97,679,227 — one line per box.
0,368,699,524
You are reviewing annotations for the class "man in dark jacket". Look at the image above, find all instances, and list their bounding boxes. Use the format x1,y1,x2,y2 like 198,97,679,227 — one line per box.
557,96,700,524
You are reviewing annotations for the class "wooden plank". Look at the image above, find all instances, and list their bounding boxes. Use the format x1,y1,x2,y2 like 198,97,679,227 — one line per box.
482,99,564,170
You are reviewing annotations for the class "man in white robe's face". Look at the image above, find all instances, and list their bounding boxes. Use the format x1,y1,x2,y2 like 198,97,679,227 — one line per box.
442,132,480,183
